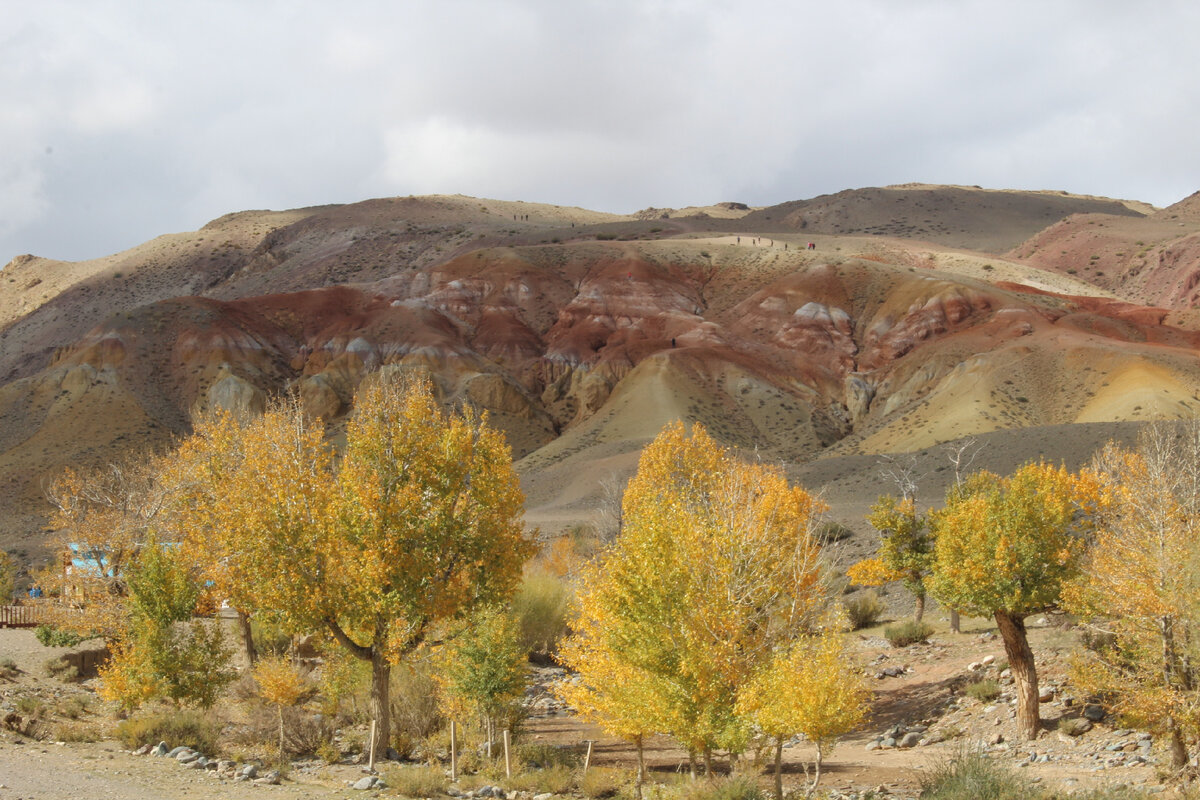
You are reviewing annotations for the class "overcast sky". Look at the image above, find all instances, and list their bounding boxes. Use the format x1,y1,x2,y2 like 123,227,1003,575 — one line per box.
2,1,1198,263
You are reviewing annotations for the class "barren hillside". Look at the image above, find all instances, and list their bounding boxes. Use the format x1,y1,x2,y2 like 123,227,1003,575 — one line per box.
2,185,1198,567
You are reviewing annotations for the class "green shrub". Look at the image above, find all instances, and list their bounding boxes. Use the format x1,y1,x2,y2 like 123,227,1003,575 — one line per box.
885,620,934,647
845,590,886,630
964,679,1000,703
383,764,449,798
43,657,79,682
579,766,626,798
919,748,1035,800
512,567,574,659
504,763,574,795
54,720,102,742
0,657,19,679
15,696,46,717
55,696,90,719
676,775,765,800
115,710,221,754
34,624,83,648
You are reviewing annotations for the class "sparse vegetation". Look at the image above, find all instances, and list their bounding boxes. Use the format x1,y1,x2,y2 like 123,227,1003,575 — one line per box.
884,620,934,647
845,590,886,630
115,709,222,753
964,678,1000,702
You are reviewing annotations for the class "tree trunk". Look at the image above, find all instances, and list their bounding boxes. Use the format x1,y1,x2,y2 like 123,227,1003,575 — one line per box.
702,746,713,777
914,593,925,623
773,738,783,800
238,608,257,665
369,647,392,762
1169,719,1188,770
688,750,697,780
810,742,823,796
949,609,960,634
994,609,1039,740
635,736,645,800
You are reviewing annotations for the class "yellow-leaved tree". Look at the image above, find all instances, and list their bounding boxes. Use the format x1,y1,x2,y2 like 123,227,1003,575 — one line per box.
176,374,531,760
929,462,1098,740
1062,423,1200,771
737,633,869,799
847,495,933,622
43,453,169,639
557,421,831,784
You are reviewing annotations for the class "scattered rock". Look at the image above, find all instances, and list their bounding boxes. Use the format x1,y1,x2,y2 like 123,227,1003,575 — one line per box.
255,769,281,785
1083,704,1106,722
1060,718,1093,736
897,732,922,748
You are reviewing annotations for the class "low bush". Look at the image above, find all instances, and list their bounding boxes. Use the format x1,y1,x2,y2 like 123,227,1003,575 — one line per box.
115,710,221,754
845,590,886,630
579,767,625,798
964,679,1001,703
43,657,79,682
675,775,765,800
885,620,934,647
919,747,1034,800
54,720,102,742
383,764,449,798
55,696,90,719
0,657,20,680
504,763,574,795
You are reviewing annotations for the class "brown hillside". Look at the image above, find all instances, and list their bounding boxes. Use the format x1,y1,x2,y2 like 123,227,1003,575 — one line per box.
742,185,1148,254
1010,191,1200,308
3,187,1199,567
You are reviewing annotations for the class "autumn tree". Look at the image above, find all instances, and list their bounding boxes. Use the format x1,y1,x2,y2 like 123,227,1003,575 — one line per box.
848,496,933,622
557,422,830,777
1062,423,1200,771
928,462,1097,740
178,374,530,760
98,537,234,710
254,655,313,763
43,453,168,639
737,633,869,799
437,605,528,754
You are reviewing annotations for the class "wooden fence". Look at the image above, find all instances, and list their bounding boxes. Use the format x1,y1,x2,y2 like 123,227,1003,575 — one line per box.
0,604,45,628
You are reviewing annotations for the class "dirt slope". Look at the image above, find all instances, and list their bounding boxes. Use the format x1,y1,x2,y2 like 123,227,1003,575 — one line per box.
2,187,1198,564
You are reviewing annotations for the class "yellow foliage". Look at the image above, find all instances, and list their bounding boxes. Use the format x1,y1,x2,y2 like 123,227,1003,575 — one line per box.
557,421,831,756
737,632,870,749
167,375,530,760
1062,425,1200,758
846,557,901,588
254,656,310,709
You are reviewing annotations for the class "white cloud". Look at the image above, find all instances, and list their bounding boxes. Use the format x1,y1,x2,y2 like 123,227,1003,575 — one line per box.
1,0,1198,261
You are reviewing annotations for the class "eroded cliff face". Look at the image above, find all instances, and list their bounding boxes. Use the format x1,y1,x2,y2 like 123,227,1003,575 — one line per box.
7,188,1200,553
20,242,1200,473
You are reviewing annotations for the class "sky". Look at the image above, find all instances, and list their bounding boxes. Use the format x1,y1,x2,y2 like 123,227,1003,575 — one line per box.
2,0,1198,263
